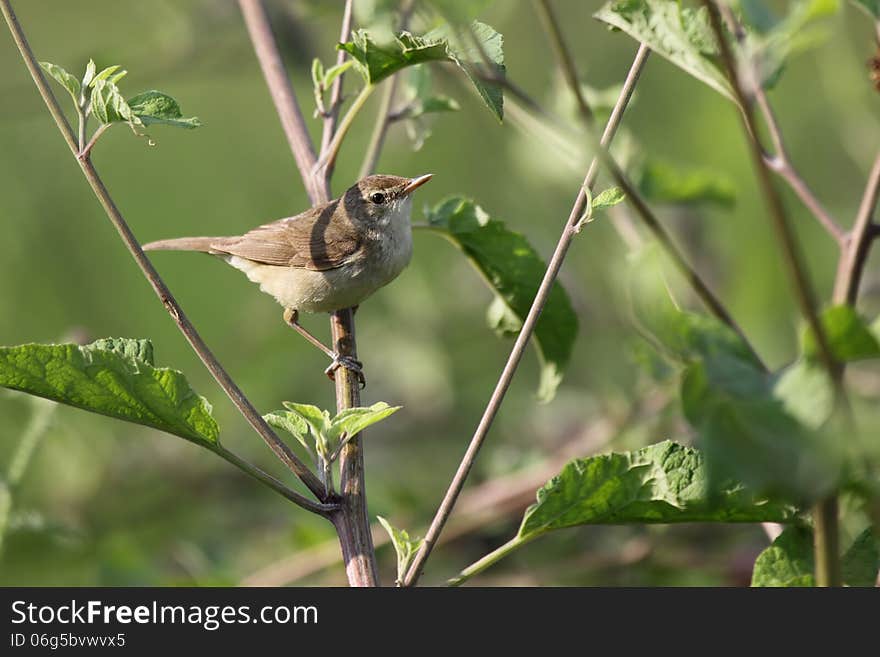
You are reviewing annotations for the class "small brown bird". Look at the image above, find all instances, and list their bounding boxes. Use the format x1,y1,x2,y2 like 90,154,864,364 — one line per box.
144,174,433,382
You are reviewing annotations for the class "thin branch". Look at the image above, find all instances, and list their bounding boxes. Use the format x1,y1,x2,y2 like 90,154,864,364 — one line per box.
212,446,338,516
716,2,845,244
0,0,327,506
319,0,355,169
237,0,322,203
359,76,400,178
703,0,843,587
402,44,652,588
833,151,880,304
533,0,592,123
314,84,376,181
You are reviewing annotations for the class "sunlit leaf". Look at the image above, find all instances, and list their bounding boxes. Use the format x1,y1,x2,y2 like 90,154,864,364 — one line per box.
39,61,81,104
0,339,218,447
127,91,201,129
377,516,423,583
424,197,578,401
802,305,880,363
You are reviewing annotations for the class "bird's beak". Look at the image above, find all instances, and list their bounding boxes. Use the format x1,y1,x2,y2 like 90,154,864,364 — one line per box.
401,173,433,196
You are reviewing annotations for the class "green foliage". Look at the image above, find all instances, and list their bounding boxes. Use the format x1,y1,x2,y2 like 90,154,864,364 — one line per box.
398,66,460,150
0,339,219,447
339,21,504,120
752,525,879,586
40,59,200,141
630,245,840,502
38,61,80,104
519,441,794,539
265,402,400,462
636,159,736,207
802,305,880,363
595,0,841,97
377,516,423,584
424,197,578,401
594,0,732,100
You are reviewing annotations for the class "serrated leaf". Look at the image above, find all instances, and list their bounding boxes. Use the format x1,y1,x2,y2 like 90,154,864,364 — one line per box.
594,0,733,100
752,525,879,586
518,441,794,540
592,187,626,211
39,62,81,104
339,21,504,121
377,516,423,583
127,91,201,129
327,402,400,444
802,305,880,363
424,197,577,401
0,339,219,447
636,159,736,207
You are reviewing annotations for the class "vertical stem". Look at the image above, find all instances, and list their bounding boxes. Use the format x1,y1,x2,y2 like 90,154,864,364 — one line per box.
359,76,400,178
329,309,379,587
812,497,841,587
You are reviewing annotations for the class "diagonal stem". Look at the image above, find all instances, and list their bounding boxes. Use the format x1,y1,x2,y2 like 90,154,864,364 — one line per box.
237,0,322,203
402,44,652,587
703,0,843,587
0,0,327,506
319,0,355,175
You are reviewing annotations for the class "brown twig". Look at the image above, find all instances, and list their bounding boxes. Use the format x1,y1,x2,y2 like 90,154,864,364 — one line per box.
402,44,652,587
238,0,322,203
703,0,843,587
833,151,880,304
0,0,327,507
533,0,592,123
319,0,355,175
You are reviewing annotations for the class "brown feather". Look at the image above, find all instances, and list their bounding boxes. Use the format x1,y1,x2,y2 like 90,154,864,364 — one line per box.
142,237,225,253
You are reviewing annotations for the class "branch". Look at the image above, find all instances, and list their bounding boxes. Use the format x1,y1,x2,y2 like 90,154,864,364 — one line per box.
237,0,322,203
533,0,592,123
703,0,842,587
833,151,880,304
359,76,400,178
0,0,327,507
319,0,355,169
402,43,652,587
716,3,845,244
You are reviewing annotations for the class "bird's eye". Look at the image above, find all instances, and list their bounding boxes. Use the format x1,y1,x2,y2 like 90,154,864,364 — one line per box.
370,192,386,204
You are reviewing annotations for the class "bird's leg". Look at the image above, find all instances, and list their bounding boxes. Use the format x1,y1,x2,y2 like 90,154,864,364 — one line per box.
283,308,365,387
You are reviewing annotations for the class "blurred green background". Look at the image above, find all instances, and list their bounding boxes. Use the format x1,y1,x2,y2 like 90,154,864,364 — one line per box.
1,0,877,586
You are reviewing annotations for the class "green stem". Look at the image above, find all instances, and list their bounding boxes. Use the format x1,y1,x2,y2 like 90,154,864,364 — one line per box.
448,533,539,587
0,399,56,555
812,497,841,587
315,84,376,179
211,446,337,516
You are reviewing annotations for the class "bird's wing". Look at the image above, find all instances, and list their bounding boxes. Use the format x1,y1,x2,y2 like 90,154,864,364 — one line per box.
211,200,363,271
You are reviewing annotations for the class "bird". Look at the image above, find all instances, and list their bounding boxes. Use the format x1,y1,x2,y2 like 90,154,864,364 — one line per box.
143,173,433,384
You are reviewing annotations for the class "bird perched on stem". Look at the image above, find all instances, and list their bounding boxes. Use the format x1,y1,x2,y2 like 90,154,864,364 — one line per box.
144,173,433,384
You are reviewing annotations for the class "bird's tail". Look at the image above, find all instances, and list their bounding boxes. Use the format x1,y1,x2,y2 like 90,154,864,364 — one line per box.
142,237,226,253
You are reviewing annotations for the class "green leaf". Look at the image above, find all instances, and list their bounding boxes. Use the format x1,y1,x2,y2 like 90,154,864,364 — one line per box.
281,402,332,453
327,402,400,444
89,64,123,87
377,516,423,584
594,0,733,100
90,78,140,126
264,410,313,455
82,59,96,88
518,441,794,540
681,357,841,502
752,525,879,586
486,295,522,338
592,187,626,211
772,360,834,430
751,525,815,586
127,91,201,129
0,339,219,447
802,305,880,363
636,159,736,207
841,527,880,586
424,197,578,401
339,21,504,121
850,0,880,19
39,62,81,104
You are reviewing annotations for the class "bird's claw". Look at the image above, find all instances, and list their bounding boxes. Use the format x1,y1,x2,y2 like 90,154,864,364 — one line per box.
325,354,366,389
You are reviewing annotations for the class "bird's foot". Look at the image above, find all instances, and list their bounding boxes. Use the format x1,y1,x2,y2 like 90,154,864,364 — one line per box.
325,354,366,389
